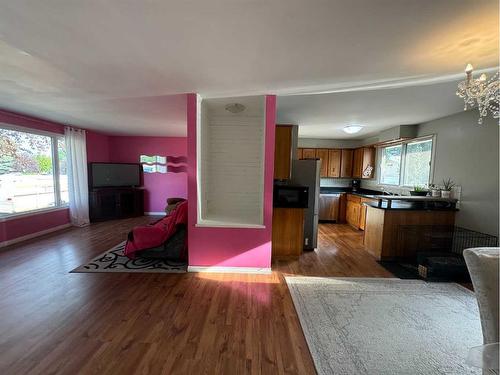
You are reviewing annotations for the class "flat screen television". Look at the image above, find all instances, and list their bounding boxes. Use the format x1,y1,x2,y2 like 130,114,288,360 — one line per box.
90,163,142,188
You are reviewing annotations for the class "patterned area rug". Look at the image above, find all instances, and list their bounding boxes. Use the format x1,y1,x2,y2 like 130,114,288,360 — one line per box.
285,277,482,375
71,242,187,273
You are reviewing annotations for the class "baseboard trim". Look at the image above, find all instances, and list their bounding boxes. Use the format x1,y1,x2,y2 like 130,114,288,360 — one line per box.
145,212,166,216
0,223,72,249
187,266,272,274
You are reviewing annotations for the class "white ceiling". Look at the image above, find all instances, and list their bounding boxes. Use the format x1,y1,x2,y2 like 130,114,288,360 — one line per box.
277,79,467,139
0,0,497,136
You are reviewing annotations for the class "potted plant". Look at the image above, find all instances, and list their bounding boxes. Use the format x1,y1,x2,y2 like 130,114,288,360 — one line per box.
429,183,441,197
441,178,455,199
410,185,429,196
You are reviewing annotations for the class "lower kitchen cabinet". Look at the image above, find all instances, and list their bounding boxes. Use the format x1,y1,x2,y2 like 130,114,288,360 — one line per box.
346,194,377,230
272,207,305,257
346,195,361,228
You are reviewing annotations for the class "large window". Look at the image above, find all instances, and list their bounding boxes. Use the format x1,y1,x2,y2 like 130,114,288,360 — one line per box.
378,136,434,187
0,125,68,217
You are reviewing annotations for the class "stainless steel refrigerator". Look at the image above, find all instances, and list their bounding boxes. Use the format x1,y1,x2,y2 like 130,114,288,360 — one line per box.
291,159,320,250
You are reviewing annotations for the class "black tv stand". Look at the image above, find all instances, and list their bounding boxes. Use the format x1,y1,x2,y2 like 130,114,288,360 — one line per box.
89,187,144,222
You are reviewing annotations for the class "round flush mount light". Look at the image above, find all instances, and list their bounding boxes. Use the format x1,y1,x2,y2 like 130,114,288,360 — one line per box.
225,103,246,114
343,125,364,134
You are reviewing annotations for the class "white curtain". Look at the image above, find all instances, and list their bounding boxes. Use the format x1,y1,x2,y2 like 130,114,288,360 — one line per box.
65,127,90,227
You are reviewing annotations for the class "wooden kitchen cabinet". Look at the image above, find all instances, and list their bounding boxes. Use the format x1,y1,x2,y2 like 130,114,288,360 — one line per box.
274,125,293,180
346,194,377,230
338,193,347,223
327,149,341,178
272,207,305,257
297,148,303,160
346,201,361,229
295,147,373,179
359,197,377,230
352,148,364,178
302,148,316,159
346,194,361,229
340,149,353,177
352,147,375,179
362,147,376,178
315,149,329,177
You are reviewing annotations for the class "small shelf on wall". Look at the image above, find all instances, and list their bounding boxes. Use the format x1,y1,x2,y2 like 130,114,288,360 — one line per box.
197,96,266,227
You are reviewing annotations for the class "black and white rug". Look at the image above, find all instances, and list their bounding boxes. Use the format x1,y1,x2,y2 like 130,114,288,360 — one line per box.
71,242,187,274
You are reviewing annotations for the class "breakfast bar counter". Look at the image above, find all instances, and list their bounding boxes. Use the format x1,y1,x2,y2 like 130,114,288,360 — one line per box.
363,197,458,260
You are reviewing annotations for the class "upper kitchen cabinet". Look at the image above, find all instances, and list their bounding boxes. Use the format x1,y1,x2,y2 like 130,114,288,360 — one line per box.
340,149,353,177
352,148,363,178
274,125,293,180
328,149,341,178
297,148,303,160
315,149,329,177
353,147,375,179
302,148,316,159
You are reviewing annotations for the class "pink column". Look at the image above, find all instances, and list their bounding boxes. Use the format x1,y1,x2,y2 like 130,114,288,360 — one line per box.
186,94,276,269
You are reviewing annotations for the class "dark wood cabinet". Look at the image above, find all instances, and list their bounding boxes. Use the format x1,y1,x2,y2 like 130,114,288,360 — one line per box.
89,188,144,222
274,125,293,180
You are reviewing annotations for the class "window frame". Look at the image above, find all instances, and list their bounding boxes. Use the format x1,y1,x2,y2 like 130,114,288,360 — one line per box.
377,135,436,188
0,122,69,220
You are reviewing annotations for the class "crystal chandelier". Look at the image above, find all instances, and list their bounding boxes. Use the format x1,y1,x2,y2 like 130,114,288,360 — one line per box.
456,64,499,124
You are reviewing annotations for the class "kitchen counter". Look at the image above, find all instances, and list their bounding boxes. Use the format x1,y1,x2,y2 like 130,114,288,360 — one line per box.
319,187,380,197
364,200,458,211
320,187,459,210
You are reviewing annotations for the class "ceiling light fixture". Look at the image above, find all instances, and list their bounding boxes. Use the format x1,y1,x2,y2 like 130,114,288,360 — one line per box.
224,103,246,114
456,64,499,124
343,125,364,134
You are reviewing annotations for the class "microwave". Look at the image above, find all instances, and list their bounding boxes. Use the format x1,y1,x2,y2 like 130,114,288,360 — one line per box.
273,185,309,208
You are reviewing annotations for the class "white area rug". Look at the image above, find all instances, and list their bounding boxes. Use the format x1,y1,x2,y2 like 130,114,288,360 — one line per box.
285,277,482,375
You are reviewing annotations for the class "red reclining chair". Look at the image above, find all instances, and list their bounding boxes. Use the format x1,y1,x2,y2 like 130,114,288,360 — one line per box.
124,200,187,261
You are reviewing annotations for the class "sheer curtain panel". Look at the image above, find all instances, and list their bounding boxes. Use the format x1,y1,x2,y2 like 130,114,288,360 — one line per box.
65,127,89,226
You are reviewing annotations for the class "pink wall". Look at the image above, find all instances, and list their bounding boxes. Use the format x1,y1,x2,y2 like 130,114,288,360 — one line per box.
0,109,64,135
0,108,188,244
108,136,187,213
0,110,71,243
187,94,276,268
0,209,70,243
86,131,110,162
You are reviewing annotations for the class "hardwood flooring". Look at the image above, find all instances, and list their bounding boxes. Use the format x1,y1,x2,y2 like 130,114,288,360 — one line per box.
0,219,392,375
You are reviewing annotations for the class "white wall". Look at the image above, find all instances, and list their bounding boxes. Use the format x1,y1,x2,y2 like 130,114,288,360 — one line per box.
362,111,499,236
199,96,266,226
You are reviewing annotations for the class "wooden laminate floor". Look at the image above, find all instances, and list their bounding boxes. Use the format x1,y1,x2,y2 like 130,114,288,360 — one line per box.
0,218,393,375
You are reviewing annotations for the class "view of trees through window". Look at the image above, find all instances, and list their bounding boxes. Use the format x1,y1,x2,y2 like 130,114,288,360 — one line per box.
0,127,68,216
403,139,433,187
379,145,402,185
378,137,433,187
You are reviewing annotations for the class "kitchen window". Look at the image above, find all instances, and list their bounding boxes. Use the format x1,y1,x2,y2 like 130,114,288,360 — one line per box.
0,125,68,218
378,136,434,187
